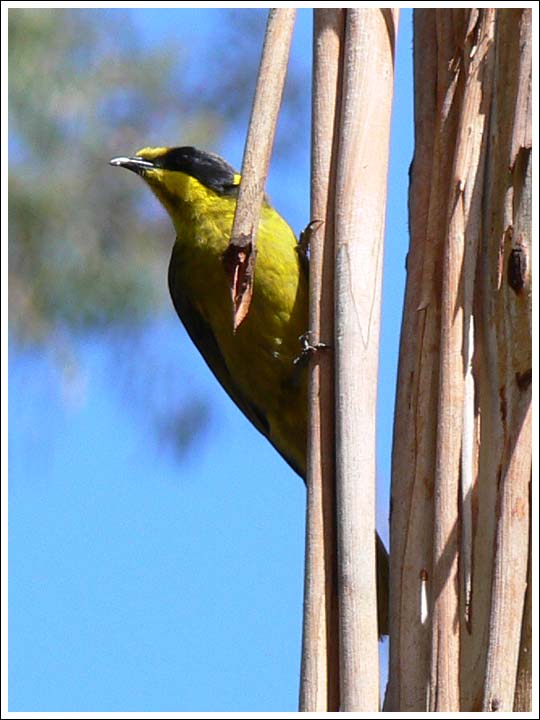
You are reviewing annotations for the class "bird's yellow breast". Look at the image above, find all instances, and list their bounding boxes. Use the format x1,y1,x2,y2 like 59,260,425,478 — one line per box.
168,184,308,475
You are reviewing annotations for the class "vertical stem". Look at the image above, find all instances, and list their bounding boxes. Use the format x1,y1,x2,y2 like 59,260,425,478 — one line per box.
300,9,344,712
334,8,398,711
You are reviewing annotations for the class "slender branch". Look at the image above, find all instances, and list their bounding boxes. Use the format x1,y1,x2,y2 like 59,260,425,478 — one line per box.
223,8,296,331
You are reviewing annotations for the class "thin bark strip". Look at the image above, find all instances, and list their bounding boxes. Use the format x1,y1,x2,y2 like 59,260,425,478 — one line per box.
481,12,532,709
430,11,496,710
385,9,440,709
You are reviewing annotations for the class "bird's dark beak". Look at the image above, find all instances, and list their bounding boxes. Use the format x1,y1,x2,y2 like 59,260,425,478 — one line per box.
109,156,155,175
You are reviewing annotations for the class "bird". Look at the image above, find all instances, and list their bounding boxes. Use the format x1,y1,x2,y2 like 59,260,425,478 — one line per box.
110,145,388,634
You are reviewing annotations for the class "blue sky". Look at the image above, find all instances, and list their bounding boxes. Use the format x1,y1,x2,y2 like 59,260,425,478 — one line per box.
8,8,413,712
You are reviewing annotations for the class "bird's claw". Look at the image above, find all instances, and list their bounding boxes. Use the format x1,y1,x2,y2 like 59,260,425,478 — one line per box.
293,331,331,366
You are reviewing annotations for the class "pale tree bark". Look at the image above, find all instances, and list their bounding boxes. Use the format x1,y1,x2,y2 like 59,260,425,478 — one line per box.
300,8,343,712
385,8,531,712
301,8,397,711
334,9,398,711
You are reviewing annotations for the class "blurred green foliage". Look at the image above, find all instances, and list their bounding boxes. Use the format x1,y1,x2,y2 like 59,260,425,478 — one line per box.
9,8,260,343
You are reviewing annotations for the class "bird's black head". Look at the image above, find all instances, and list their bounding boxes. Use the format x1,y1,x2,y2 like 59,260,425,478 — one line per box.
154,147,238,193
110,146,239,195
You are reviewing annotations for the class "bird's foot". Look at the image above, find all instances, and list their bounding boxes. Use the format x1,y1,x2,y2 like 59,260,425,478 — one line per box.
293,331,331,366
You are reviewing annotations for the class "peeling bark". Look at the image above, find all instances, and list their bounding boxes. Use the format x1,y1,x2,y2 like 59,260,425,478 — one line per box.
386,9,531,712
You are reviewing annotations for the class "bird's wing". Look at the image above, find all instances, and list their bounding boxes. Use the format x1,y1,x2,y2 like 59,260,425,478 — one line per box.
168,242,271,443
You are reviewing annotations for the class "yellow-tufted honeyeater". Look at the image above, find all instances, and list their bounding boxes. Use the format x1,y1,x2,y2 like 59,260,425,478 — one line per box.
110,146,388,634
